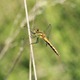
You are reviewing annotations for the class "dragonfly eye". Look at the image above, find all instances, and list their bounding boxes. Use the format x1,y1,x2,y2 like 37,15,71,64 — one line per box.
36,29,39,32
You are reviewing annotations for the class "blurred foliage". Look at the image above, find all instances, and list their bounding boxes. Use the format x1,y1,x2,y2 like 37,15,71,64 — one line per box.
0,0,80,80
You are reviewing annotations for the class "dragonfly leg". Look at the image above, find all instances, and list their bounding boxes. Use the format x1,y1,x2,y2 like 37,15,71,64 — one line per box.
31,31,37,38
31,37,39,44
31,35,36,38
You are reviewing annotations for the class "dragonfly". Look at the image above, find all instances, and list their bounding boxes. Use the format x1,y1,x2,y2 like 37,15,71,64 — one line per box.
31,27,60,56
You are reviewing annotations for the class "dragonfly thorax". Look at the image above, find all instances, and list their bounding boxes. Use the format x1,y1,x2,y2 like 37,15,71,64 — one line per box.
32,29,46,38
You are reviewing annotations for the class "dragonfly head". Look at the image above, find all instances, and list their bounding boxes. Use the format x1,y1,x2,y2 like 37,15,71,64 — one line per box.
36,29,39,32
31,28,39,34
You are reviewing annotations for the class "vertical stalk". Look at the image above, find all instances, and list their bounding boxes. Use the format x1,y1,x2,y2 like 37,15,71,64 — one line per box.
24,0,37,80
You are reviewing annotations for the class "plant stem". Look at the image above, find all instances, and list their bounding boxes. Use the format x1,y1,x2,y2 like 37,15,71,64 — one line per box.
24,0,37,80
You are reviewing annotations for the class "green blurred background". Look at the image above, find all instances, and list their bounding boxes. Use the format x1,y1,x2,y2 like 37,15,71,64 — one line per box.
0,0,80,80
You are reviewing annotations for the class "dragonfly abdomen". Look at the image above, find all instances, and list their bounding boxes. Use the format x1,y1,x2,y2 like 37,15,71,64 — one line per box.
43,37,59,56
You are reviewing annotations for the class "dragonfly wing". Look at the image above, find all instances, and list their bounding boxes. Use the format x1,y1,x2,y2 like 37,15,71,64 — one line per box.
44,24,52,46
44,24,52,40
